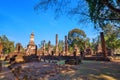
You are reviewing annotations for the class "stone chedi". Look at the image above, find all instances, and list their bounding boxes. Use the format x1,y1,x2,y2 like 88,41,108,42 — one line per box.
26,32,37,55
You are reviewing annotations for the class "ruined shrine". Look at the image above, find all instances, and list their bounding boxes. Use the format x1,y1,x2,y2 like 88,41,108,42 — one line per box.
0,43,3,54
14,43,22,53
26,32,37,55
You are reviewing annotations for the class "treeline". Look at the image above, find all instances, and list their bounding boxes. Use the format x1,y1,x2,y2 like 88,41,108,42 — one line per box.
1,23,120,55
0,35,14,54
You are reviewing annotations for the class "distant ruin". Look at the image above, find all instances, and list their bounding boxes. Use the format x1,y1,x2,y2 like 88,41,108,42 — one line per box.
26,32,37,55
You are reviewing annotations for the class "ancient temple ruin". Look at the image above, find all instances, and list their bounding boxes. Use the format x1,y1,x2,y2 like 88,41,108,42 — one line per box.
100,32,107,57
65,35,68,55
14,43,22,53
26,32,37,55
0,43,3,54
55,34,59,55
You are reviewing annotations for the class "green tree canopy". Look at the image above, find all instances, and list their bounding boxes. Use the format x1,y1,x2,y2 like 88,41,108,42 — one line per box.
35,0,120,29
86,0,120,28
0,35,14,54
103,23,120,52
68,28,87,51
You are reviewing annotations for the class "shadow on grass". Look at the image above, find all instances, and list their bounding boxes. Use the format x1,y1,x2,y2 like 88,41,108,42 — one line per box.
59,60,120,80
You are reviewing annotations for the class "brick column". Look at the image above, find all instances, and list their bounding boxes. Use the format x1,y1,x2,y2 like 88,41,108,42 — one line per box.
55,34,59,55
43,40,45,55
100,32,107,57
65,35,68,56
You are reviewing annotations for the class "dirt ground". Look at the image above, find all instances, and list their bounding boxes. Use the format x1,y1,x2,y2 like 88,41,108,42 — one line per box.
0,60,120,80
55,60,120,80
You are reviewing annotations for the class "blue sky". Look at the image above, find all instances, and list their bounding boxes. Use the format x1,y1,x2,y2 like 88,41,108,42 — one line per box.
0,0,99,47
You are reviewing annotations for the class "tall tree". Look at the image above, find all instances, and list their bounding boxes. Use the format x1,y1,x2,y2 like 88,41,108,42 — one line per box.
68,28,86,51
103,23,120,53
35,0,120,29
